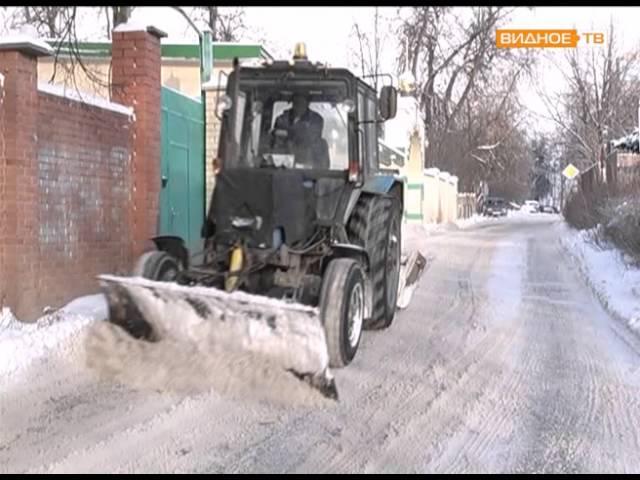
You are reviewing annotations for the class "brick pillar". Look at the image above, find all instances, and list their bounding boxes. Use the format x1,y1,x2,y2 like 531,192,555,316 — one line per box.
111,25,166,260
0,40,51,320
0,72,5,310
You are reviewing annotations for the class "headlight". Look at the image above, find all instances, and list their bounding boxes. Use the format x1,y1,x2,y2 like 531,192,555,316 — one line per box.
340,99,355,113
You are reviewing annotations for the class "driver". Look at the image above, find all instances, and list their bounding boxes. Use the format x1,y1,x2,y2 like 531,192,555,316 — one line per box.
274,94,324,142
272,94,329,168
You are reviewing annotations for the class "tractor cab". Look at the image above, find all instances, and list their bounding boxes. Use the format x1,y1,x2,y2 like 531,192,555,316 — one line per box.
205,43,399,251
213,43,398,180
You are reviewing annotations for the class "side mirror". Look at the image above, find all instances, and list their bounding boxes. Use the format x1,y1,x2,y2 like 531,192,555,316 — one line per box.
379,85,398,120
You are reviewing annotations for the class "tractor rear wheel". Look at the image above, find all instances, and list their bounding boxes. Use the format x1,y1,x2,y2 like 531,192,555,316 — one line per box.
347,194,402,330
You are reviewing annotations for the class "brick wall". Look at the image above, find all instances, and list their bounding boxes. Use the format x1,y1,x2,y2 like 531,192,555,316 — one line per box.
0,29,163,321
35,92,133,311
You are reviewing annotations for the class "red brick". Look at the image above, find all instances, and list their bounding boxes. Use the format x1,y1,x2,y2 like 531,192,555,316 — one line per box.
0,28,160,319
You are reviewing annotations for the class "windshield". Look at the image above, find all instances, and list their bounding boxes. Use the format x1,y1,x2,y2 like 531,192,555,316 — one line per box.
225,81,351,171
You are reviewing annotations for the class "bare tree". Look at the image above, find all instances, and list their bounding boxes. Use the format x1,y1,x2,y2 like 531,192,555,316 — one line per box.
395,7,531,172
540,23,640,173
349,8,386,87
183,7,246,42
111,6,132,28
5,6,133,39
5,7,69,37
4,5,243,102
453,70,533,198
394,7,535,195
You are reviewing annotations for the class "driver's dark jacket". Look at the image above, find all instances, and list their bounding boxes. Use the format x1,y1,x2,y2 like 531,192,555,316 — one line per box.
272,108,329,168
274,108,324,142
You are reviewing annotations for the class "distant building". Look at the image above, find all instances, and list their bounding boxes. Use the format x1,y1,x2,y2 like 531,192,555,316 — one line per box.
38,39,273,99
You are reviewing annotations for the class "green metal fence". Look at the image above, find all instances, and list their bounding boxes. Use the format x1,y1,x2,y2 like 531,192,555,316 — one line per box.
159,86,205,253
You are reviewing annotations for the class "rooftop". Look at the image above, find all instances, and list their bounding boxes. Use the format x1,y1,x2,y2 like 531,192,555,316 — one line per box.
42,39,273,62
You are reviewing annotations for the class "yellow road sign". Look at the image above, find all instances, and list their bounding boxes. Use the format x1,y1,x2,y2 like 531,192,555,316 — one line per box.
562,163,580,180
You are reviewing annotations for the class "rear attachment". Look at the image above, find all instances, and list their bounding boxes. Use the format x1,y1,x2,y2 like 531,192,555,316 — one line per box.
396,250,428,310
97,274,338,400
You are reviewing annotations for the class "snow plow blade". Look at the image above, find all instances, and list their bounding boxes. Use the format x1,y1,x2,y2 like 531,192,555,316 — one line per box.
97,274,338,401
397,250,428,310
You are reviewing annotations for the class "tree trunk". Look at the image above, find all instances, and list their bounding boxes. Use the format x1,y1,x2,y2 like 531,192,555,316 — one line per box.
208,6,218,41
113,6,131,28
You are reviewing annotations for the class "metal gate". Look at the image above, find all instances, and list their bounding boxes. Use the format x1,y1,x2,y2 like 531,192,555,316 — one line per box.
159,86,205,253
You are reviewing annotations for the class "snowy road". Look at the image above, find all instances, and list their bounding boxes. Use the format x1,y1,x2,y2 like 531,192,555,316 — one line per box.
3,214,640,473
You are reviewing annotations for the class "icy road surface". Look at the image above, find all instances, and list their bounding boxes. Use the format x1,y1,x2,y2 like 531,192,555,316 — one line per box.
3,214,640,474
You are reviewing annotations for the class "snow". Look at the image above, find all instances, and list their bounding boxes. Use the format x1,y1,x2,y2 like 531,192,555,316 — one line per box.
402,222,448,250
383,96,422,149
58,294,108,319
38,83,134,117
0,34,53,56
559,224,640,333
0,294,107,379
112,20,151,33
455,215,488,229
86,275,337,401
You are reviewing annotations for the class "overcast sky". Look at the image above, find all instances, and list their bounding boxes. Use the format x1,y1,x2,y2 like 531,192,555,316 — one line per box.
124,6,640,133
5,6,639,134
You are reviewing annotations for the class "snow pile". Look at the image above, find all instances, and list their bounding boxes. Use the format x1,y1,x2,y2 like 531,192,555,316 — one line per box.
598,196,640,260
0,295,107,379
84,276,336,406
560,224,640,333
84,321,333,408
0,307,22,331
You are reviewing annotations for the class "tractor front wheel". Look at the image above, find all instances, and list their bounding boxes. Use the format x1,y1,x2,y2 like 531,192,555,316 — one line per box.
132,251,181,282
320,258,366,368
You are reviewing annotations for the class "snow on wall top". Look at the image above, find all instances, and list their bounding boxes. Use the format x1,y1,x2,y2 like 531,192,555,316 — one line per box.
113,20,150,32
113,21,167,38
38,82,134,117
0,34,53,56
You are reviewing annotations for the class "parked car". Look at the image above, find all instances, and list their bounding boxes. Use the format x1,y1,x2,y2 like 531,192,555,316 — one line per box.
484,197,508,217
542,205,556,214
